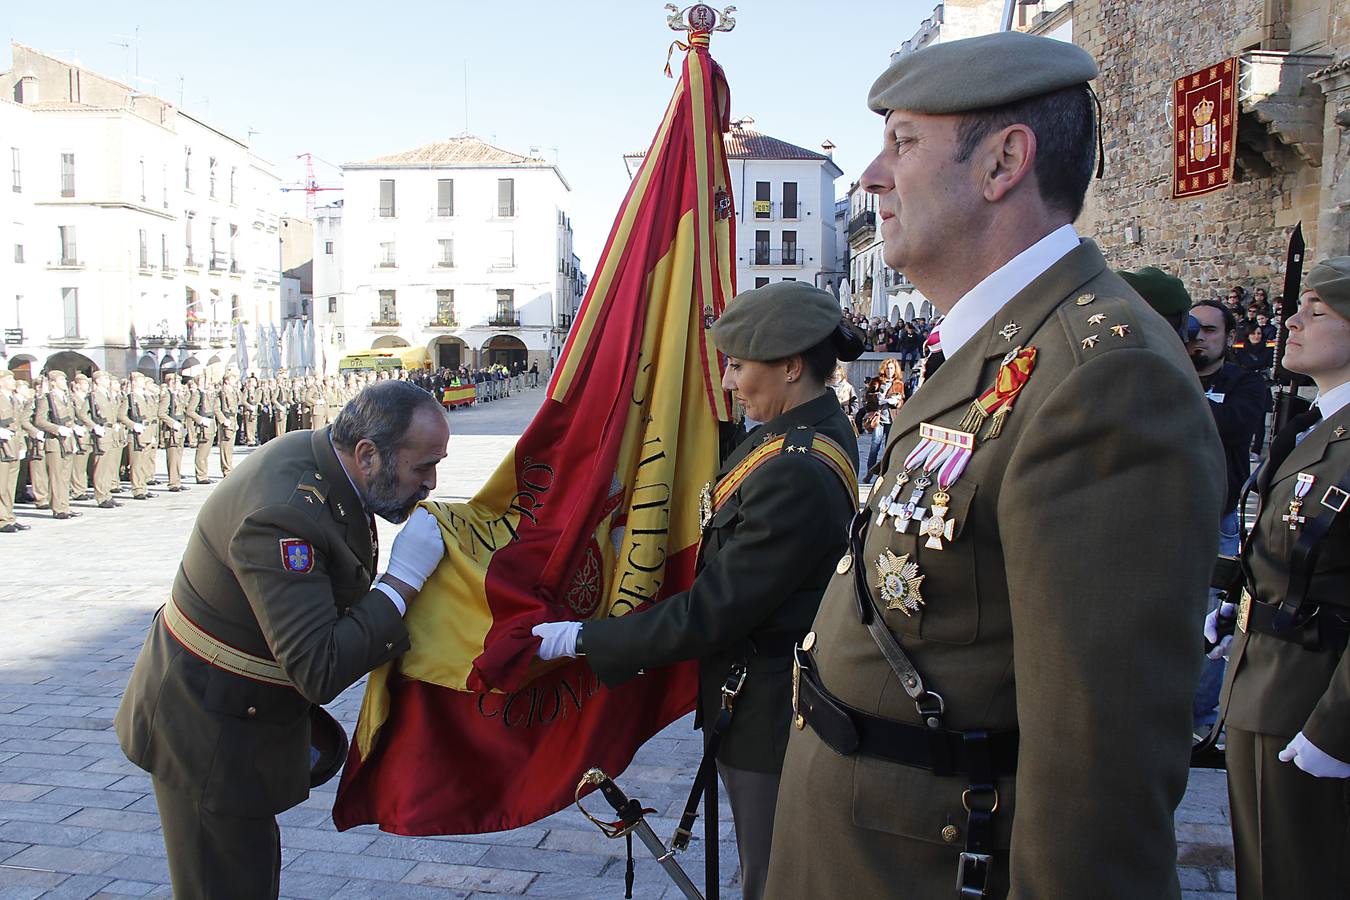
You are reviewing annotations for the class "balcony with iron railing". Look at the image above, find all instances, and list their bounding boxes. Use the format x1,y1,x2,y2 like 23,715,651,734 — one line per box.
48,257,84,270
847,210,876,240
749,247,804,267
425,316,460,330
489,312,521,327
370,317,401,330
209,252,228,272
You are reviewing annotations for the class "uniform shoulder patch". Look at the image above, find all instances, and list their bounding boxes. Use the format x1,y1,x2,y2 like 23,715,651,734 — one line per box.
279,538,314,573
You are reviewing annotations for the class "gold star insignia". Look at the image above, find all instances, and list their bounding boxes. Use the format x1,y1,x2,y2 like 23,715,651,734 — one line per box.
998,322,1021,341
790,445,809,453
1081,334,1101,350
1111,323,1131,338
1087,313,1107,326
876,550,925,616
1075,293,1096,307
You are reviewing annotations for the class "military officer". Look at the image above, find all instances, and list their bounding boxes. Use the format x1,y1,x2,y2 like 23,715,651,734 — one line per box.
242,374,261,446
158,372,188,491
534,283,864,900
122,373,156,500
217,371,241,477
34,370,82,519
88,370,122,508
766,33,1224,899
116,380,451,900
273,373,292,437
69,373,94,501
310,376,331,430
1213,257,1350,899
0,369,30,533
20,378,47,509
186,373,218,484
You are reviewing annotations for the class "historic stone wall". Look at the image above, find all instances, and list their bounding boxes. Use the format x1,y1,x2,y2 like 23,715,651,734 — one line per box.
1072,0,1330,300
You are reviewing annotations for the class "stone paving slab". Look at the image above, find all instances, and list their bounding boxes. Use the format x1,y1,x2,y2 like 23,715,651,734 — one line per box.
0,384,1234,898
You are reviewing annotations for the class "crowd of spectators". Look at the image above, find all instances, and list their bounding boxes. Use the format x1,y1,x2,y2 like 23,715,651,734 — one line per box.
403,360,542,402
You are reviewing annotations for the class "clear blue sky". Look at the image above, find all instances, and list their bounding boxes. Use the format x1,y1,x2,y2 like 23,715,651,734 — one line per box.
6,0,932,272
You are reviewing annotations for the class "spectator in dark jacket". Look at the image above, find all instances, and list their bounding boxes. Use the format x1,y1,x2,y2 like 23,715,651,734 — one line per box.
1188,299,1268,731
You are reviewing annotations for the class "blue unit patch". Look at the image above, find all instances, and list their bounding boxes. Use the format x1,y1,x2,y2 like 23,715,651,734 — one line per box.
280,538,314,574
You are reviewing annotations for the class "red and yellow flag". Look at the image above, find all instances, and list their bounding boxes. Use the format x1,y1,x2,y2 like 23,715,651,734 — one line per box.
334,31,735,835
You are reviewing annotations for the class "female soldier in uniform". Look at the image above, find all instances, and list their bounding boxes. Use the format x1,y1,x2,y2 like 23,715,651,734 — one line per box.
532,281,863,900
1212,256,1350,899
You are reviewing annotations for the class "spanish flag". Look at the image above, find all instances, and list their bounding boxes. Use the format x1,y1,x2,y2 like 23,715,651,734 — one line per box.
334,31,735,835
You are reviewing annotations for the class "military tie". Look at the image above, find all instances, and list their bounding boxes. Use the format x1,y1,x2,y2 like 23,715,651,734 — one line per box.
1266,407,1322,476
917,330,945,388
368,512,380,567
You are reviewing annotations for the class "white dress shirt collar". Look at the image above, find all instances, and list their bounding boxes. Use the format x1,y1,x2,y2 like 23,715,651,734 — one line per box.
1315,379,1350,422
934,224,1080,358
328,432,369,514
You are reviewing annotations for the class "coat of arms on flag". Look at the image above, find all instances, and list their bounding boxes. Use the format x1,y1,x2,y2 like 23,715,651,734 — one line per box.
1172,57,1239,200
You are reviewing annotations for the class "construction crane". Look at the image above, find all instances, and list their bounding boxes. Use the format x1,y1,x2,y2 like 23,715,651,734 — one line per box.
280,153,342,218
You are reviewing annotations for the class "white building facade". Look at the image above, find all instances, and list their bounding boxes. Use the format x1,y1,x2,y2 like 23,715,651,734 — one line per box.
316,137,579,374
0,43,283,381
624,117,842,297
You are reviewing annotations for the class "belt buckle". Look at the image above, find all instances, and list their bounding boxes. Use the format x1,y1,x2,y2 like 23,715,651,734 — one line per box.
956,851,992,898
1237,588,1253,634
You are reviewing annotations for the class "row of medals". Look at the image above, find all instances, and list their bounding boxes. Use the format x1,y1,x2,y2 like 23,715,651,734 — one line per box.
838,422,977,618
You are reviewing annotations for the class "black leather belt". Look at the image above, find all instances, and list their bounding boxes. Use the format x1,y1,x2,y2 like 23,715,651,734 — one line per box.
1243,597,1350,652
794,646,1018,777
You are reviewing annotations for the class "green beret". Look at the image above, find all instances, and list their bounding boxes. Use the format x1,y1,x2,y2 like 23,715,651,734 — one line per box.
1117,266,1191,317
712,281,842,361
1307,256,1350,320
868,31,1099,116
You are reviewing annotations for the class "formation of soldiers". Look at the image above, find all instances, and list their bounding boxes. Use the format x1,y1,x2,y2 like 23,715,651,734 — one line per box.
0,367,386,533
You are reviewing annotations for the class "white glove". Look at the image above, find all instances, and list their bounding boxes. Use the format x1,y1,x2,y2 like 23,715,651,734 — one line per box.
1278,732,1350,778
93,425,106,437
131,423,145,434
0,427,11,441
532,622,581,661
58,425,73,438
73,425,86,436
383,507,444,592
1204,601,1235,659
171,421,183,431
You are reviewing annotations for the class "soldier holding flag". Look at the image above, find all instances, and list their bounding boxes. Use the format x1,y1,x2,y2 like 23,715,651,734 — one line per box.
534,282,863,900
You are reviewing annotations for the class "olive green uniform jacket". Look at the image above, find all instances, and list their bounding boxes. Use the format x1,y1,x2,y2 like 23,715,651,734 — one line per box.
583,391,859,773
1222,403,1350,749
115,428,410,816
766,241,1225,899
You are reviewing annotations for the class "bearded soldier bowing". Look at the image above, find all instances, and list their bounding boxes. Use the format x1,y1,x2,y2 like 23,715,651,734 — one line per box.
767,32,1224,899
116,381,451,899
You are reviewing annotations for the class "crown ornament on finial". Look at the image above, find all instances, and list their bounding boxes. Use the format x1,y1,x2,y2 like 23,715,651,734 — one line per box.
665,4,736,33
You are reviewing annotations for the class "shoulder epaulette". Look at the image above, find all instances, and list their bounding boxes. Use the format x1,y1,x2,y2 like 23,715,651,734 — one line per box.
288,478,327,520
708,425,857,522
1059,291,1145,364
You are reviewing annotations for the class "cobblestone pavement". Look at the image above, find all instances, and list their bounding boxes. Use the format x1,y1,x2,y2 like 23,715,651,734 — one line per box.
0,386,1233,898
